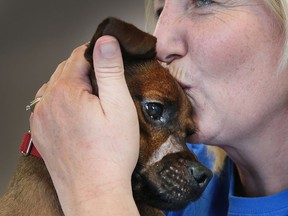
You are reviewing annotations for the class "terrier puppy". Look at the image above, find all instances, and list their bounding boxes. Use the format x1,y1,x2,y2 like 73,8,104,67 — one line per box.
0,18,212,216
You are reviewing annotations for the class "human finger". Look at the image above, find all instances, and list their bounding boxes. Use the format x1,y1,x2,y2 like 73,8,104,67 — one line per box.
60,44,91,81
48,60,67,85
92,35,134,115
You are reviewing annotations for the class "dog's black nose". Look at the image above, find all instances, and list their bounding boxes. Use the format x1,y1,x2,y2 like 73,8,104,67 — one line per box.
189,163,212,190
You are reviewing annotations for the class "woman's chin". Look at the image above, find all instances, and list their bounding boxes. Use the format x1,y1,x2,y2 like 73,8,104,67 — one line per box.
186,133,201,144
187,129,215,145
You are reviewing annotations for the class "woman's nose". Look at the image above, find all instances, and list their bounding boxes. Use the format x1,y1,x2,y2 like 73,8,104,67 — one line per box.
154,12,187,64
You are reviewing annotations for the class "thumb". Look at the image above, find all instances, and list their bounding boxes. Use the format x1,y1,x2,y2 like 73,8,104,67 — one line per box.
93,36,133,116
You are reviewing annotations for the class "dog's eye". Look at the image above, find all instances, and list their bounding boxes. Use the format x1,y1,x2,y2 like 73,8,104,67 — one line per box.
144,102,164,121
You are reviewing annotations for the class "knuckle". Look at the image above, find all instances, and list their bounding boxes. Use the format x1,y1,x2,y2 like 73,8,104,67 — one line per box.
50,79,69,95
71,45,86,58
35,83,48,100
30,99,45,124
94,65,124,78
46,79,71,103
66,47,90,71
57,60,67,69
32,81,70,120
39,83,48,90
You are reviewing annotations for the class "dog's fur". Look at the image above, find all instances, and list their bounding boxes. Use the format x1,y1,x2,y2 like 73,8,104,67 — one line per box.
0,18,212,216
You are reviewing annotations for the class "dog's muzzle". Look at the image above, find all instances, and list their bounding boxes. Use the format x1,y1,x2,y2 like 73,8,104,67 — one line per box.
132,152,212,210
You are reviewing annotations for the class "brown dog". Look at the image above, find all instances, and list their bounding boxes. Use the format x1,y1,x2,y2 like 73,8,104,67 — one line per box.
0,18,212,216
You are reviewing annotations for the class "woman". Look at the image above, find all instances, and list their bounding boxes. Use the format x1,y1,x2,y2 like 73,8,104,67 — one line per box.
29,0,288,215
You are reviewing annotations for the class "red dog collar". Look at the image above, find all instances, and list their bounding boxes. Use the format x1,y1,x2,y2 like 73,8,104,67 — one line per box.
20,132,42,159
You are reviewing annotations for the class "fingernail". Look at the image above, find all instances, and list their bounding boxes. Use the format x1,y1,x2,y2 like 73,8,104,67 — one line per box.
100,41,117,58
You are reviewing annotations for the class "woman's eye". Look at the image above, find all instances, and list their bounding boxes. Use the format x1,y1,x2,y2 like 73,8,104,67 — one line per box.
154,0,215,19
195,0,214,7
144,102,164,121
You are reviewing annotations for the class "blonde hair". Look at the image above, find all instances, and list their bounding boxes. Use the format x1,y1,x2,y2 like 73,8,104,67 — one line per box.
144,0,157,33
144,0,288,173
266,0,288,71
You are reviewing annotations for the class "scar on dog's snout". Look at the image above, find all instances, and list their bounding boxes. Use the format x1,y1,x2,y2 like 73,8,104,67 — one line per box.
147,136,184,166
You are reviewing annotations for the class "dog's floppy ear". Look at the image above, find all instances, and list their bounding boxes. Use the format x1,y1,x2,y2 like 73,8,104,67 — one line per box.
84,17,157,66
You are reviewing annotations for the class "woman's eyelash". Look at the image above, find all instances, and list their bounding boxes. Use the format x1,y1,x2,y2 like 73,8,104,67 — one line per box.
154,0,215,19
155,7,163,19
195,0,214,7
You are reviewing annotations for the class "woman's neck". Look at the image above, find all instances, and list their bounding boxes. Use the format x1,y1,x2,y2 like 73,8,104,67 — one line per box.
222,110,288,197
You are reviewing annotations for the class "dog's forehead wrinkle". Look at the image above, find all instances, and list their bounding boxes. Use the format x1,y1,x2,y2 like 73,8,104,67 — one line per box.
147,136,184,166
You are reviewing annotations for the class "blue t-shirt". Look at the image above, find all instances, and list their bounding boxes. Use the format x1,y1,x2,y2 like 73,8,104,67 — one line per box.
164,144,288,216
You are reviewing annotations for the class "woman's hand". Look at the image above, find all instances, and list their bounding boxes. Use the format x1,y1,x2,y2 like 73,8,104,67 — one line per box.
30,36,140,215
